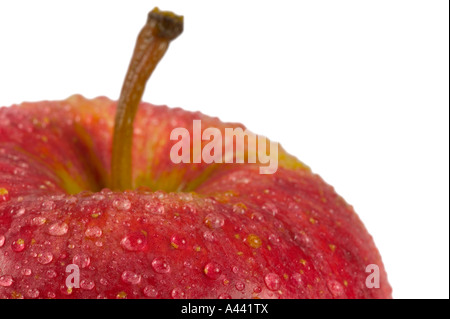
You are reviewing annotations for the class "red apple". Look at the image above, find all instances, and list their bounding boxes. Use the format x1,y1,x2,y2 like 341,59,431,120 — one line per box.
0,8,391,299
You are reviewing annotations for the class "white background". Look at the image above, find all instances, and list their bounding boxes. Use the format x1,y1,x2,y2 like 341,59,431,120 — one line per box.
0,1,448,299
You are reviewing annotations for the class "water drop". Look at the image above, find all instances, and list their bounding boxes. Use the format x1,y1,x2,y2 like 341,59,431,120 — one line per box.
72,253,90,268
0,275,13,287
0,235,5,247
152,257,171,274
264,273,281,291
144,202,165,214
218,293,232,299
120,232,147,251
80,279,96,290
37,251,53,264
327,279,344,297
268,234,281,245
232,202,247,215
291,273,303,288
85,226,102,238
21,268,32,276
246,234,262,249
121,270,142,285
100,278,109,286
113,198,131,211
41,200,55,210
143,285,158,298
46,270,57,278
31,216,47,226
204,213,225,229
0,188,10,202
170,234,187,249
26,288,40,299
48,222,69,236
11,238,26,252
235,281,245,291
171,287,186,299
204,262,222,280
13,208,26,217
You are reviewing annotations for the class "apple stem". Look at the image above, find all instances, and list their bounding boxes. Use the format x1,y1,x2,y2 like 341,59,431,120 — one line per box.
111,8,183,191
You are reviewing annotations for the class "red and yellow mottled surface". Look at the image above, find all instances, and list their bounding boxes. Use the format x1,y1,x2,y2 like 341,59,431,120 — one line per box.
0,96,391,298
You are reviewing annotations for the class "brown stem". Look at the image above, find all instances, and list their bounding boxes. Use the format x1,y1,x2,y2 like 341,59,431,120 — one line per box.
111,8,183,190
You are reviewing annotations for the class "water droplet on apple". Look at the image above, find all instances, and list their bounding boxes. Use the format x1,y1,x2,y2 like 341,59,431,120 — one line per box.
151,257,171,274
80,279,96,290
13,208,26,217
120,232,147,251
232,203,247,215
204,213,225,229
204,262,222,280
11,238,26,252
48,222,69,236
41,200,55,210
203,230,215,242
264,272,281,291
121,270,142,285
0,235,5,247
31,216,47,226
235,281,245,291
85,226,102,238
37,251,53,264
21,268,32,276
291,273,303,288
113,198,131,211
144,202,165,214
143,285,158,298
171,287,186,299
218,293,232,299
327,279,344,297
262,202,278,216
100,278,109,286
72,253,90,268
46,269,57,278
0,275,13,287
170,234,187,249
26,288,40,299
92,194,105,201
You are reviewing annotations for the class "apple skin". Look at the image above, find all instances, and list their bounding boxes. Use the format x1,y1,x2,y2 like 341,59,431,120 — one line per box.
0,95,391,299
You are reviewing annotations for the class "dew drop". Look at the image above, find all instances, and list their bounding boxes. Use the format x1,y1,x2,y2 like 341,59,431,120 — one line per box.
152,257,171,274
100,278,109,286
46,269,57,279
232,202,247,215
204,213,225,229
268,234,281,245
11,238,26,252
327,279,344,297
72,253,90,269
0,275,13,287
170,234,187,250
26,288,40,299
85,226,102,238
144,202,165,214
121,270,142,285
291,273,303,288
143,285,158,298
41,200,55,210
31,216,47,226
48,222,69,236
80,279,96,290
171,287,186,299
37,251,53,264
120,232,147,251
203,262,222,280
246,234,262,249
264,273,281,291
0,188,10,202
235,281,245,291
0,235,5,247
218,293,232,299
113,198,131,211
21,268,32,276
